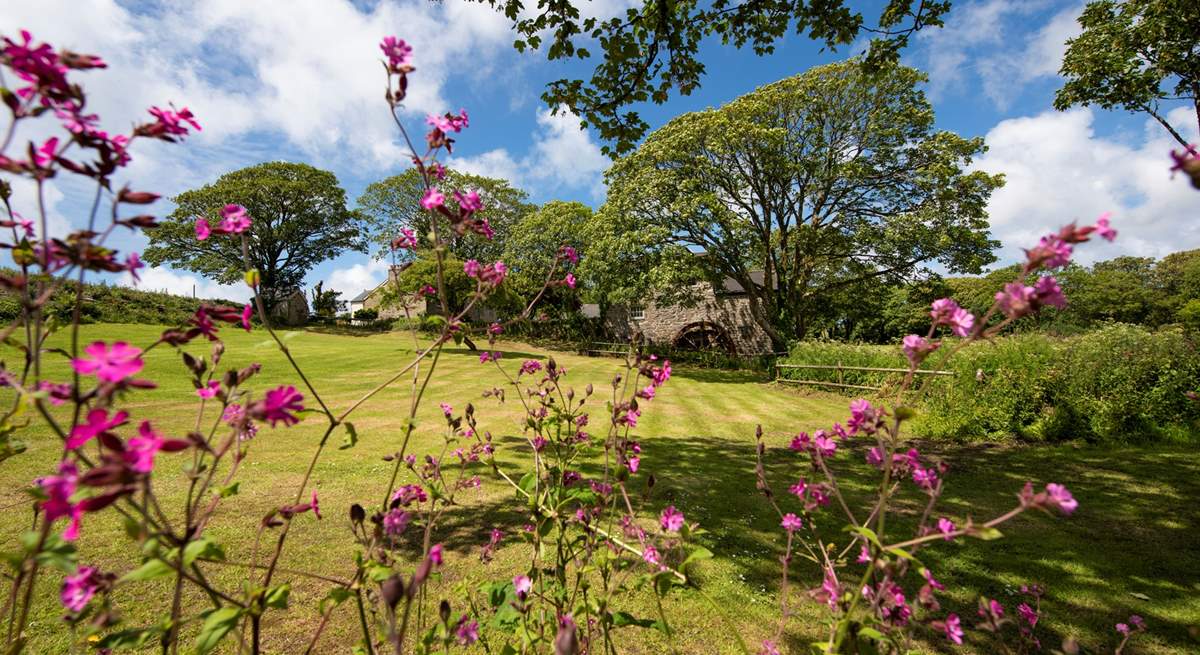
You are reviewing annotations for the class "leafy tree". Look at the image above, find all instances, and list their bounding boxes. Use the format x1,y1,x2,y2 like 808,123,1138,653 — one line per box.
474,0,951,154
601,61,1002,348
143,162,365,312
309,281,344,318
502,201,591,308
1066,256,1161,325
357,169,534,263
1055,0,1200,147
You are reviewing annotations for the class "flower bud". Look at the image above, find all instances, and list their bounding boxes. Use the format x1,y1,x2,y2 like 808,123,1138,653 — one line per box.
381,574,405,610
118,189,161,204
349,503,365,524
439,599,451,624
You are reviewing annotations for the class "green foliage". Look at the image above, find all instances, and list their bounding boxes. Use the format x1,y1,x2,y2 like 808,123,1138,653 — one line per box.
352,308,379,321
1054,0,1200,147
0,277,241,326
475,0,951,154
309,280,343,318
602,61,1001,349
786,326,1200,443
143,162,365,311
357,168,534,262
917,326,1200,442
503,200,591,304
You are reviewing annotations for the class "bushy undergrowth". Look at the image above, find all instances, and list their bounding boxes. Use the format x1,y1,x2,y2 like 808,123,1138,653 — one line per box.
785,325,1200,443
0,278,240,326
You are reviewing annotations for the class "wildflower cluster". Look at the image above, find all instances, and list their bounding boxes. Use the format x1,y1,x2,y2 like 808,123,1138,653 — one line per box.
753,216,1143,654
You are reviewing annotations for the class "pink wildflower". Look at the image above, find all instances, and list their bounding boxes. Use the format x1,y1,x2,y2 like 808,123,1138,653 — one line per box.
125,252,144,284
1033,275,1067,309
383,508,410,536
902,334,939,367
254,385,304,427
219,204,251,233
72,341,144,383
36,460,82,540
1095,212,1117,242
514,574,532,599
660,505,684,532
781,513,803,532
379,36,413,69
197,380,220,399
125,421,166,473
61,566,101,613
429,543,444,566
944,613,964,644
463,259,481,278
995,282,1037,319
66,408,128,450
1017,602,1038,627
565,273,577,289
420,187,445,210
937,517,955,540
241,304,253,331
455,616,479,645
455,190,483,214
1043,483,1078,515
194,217,211,241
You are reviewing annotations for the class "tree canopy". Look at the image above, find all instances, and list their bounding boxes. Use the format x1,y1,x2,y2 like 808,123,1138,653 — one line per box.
357,169,534,263
471,0,951,155
143,162,365,310
1054,0,1200,147
600,61,1002,348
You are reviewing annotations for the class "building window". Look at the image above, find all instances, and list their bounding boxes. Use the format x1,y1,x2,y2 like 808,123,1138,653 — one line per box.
629,305,645,321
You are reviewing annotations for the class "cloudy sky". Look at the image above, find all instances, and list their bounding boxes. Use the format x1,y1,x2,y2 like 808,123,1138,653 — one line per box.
2,0,1196,303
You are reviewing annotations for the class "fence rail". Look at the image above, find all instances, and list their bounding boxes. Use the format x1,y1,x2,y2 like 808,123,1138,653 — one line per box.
774,360,952,392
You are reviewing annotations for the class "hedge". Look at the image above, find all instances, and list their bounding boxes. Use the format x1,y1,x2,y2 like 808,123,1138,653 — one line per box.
782,325,1200,443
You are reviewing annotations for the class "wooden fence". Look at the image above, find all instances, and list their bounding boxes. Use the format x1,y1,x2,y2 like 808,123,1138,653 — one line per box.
774,361,952,392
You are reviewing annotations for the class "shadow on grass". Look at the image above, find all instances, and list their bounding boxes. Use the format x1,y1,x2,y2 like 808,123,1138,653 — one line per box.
423,434,1200,652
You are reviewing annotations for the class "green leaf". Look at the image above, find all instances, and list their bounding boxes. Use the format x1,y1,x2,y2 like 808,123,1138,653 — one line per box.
320,587,353,614
217,482,240,498
339,422,358,450
119,558,173,583
264,583,290,609
846,525,882,547
33,534,77,573
857,626,886,641
194,606,243,654
95,627,163,649
682,546,713,567
972,527,1004,541
611,611,656,628
183,539,226,567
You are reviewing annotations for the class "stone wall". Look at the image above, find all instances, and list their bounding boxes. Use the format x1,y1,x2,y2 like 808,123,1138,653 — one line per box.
604,286,774,354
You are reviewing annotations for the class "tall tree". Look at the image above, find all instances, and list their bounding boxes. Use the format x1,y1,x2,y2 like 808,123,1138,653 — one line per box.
1054,0,1200,147
143,162,365,311
502,200,592,304
357,169,534,263
601,61,1002,349
472,0,952,155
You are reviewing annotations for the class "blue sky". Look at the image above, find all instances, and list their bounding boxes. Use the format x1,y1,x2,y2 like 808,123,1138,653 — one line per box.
2,0,1197,303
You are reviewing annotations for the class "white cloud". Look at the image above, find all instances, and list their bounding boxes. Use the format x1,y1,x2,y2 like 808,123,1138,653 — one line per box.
325,258,390,300
974,107,1200,264
119,266,252,302
915,0,1082,107
450,107,609,196
1,0,517,173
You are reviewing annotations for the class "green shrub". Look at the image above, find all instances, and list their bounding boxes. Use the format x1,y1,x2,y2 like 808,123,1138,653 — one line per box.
790,328,1200,444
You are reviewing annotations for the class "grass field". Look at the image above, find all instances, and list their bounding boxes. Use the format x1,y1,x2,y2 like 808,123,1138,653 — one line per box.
0,324,1197,653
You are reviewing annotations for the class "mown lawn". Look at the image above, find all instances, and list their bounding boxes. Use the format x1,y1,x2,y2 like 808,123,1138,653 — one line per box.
0,324,1196,653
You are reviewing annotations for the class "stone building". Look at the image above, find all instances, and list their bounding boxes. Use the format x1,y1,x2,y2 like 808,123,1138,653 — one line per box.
347,264,426,319
599,272,775,355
